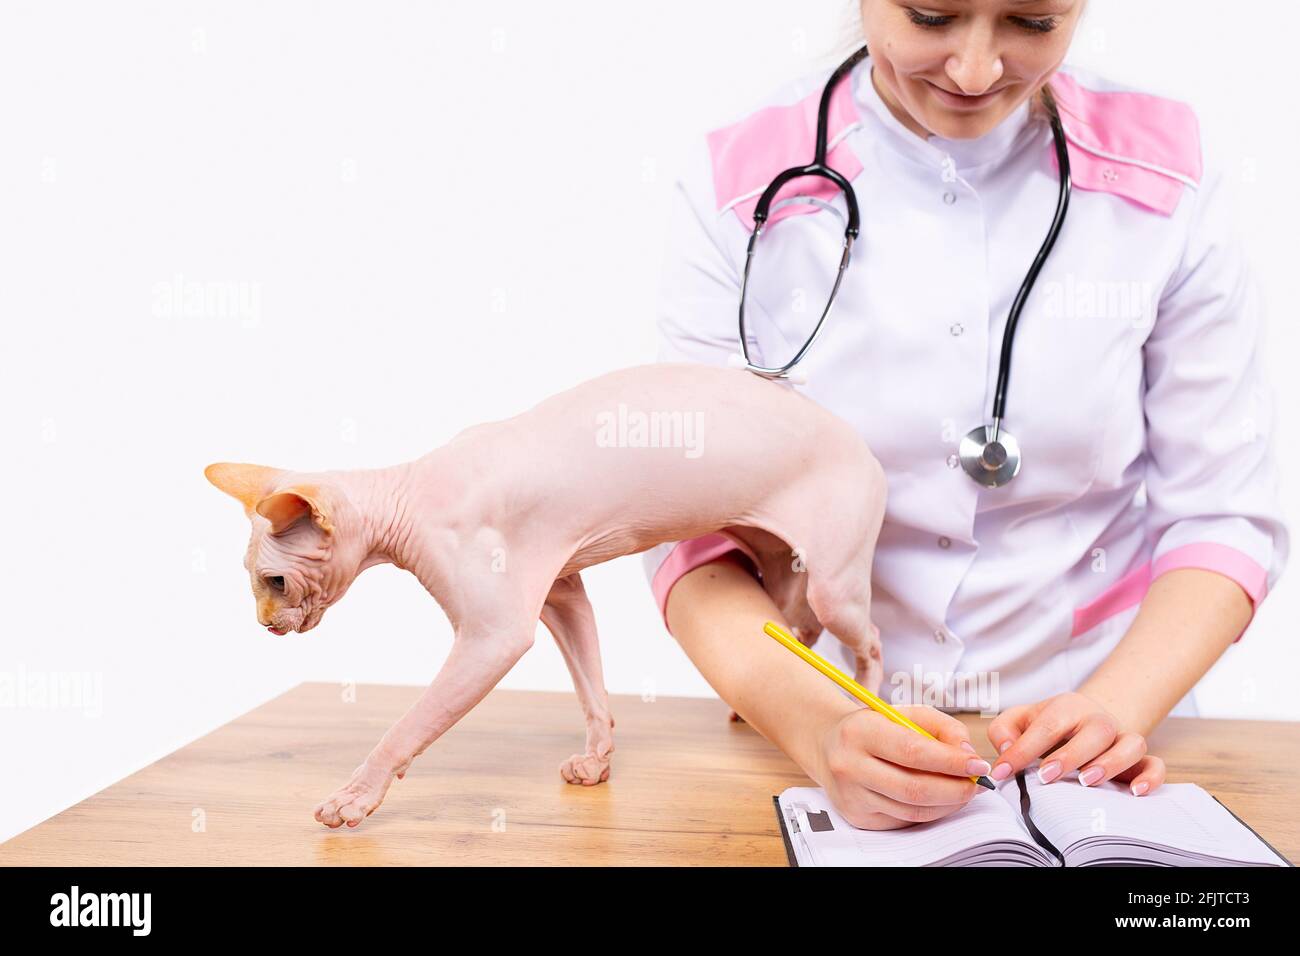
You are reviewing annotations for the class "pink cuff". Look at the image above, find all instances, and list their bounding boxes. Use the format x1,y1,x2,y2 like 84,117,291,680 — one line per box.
1152,542,1269,644
651,534,761,634
1071,542,1269,644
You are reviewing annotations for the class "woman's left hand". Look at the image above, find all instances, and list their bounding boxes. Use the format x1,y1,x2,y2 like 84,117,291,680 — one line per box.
986,692,1165,796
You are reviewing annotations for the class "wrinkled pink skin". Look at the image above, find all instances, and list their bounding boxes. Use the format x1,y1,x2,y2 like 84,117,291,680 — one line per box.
206,363,887,829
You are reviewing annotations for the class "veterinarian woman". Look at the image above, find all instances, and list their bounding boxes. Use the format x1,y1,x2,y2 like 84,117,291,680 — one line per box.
642,0,1289,830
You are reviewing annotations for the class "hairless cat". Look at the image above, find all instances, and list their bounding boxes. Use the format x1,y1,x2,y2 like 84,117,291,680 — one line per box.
205,362,887,829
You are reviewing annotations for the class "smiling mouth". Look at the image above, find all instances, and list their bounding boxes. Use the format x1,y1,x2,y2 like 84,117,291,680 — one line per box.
925,79,1008,107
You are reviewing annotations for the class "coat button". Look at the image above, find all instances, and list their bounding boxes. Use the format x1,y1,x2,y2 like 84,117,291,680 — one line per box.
938,536,951,549
949,322,964,336
942,191,956,205
933,628,947,644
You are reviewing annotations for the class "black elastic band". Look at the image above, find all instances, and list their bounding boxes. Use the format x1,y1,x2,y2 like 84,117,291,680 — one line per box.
1016,770,1066,866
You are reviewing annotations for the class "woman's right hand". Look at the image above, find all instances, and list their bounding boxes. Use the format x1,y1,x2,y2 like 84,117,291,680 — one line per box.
815,705,992,830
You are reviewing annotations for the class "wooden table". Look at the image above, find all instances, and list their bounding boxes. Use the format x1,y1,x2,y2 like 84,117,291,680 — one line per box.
1,682,1296,866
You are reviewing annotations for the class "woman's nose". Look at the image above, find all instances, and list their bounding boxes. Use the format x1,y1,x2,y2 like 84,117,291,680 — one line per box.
945,29,1005,96
946,57,1004,95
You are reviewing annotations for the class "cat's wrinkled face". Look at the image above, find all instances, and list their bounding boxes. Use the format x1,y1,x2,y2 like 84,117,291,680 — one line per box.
243,518,327,634
206,463,350,636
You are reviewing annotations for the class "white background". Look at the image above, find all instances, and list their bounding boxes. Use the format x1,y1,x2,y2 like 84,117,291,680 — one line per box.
1,0,1296,844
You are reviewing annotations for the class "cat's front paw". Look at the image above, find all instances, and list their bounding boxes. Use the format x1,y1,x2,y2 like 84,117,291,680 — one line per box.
559,751,611,786
313,760,397,829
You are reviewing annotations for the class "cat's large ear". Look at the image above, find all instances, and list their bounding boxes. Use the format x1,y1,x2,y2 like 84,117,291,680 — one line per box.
204,462,287,516
254,487,335,536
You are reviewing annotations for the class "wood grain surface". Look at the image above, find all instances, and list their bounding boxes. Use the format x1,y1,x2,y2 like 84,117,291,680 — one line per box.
1,682,1294,866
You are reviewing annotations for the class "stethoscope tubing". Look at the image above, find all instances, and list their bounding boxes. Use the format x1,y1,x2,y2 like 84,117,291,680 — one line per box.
734,44,1074,486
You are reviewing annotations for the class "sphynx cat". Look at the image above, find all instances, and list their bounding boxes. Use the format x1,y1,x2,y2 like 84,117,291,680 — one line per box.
205,362,887,829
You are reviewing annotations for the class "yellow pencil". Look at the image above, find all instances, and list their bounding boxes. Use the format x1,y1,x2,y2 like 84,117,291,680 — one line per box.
763,620,995,791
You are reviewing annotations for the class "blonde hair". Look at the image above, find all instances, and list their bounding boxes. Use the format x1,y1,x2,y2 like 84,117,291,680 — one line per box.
1034,81,1063,123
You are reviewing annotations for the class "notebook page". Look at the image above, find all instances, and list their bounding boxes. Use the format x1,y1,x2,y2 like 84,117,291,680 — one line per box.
779,785,1045,867
1023,776,1287,866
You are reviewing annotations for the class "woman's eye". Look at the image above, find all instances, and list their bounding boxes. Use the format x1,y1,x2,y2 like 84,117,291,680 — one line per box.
1010,15,1059,33
266,575,285,592
905,8,954,28
904,8,1059,33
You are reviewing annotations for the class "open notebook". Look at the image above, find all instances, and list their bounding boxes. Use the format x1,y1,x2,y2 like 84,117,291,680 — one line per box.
776,771,1291,867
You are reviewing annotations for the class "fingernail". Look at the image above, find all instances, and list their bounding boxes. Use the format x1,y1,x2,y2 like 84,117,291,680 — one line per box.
1037,761,1062,784
1131,781,1150,796
998,740,1012,753
960,741,977,754
966,758,992,776
991,762,1012,781
1078,766,1105,787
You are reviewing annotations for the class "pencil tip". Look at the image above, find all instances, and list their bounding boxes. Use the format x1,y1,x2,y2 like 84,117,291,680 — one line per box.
977,776,996,791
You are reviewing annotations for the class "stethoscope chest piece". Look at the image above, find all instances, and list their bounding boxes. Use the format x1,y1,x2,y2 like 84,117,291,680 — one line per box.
959,423,1022,488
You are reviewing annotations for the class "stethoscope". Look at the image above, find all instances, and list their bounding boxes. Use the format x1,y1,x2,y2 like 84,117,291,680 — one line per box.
730,44,1072,488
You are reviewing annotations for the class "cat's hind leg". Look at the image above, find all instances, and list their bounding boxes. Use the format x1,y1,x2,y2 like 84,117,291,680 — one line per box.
540,572,615,785
760,455,887,696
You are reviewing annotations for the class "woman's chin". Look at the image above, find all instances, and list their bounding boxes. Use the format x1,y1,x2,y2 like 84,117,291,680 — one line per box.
920,102,1010,139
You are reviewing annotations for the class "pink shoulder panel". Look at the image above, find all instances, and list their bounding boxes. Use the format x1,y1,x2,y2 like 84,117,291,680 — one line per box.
1049,71,1202,216
705,77,863,229
705,70,1201,223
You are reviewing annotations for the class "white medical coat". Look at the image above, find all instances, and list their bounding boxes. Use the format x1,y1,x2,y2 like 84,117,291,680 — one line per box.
642,53,1289,718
